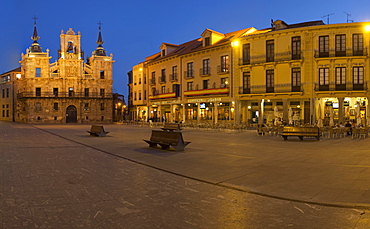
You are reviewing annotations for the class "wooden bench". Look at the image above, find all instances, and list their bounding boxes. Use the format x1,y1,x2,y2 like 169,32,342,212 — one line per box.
161,123,182,132
143,130,190,151
281,126,320,141
87,125,109,137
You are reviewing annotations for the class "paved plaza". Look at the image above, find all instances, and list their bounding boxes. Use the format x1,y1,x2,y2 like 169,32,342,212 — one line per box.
2,121,370,228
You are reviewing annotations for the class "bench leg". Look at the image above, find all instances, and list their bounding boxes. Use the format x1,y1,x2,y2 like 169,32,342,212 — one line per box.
158,144,170,150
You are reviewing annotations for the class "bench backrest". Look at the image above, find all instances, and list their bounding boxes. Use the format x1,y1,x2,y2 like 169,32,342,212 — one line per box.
283,126,319,133
163,123,181,130
90,125,104,133
150,130,183,144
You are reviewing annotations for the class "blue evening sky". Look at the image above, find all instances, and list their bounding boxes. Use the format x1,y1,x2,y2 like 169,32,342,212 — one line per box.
2,0,370,100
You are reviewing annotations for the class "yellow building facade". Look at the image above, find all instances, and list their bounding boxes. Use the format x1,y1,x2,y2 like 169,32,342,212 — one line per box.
131,20,370,126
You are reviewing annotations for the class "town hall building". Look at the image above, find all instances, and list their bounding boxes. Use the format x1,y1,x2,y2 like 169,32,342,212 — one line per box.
0,20,114,123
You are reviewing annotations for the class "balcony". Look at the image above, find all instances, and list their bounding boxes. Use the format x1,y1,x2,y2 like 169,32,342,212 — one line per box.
314,48,367,58
169,73,178,82
199,67,211,76
158,75,166,84
184,87,229,97
314,83,367,91
238,83,303,94
184,70,194,79
17,92,113,99
149,92,177,100
239,51,303,66
217,65,229,74
149,78,156,85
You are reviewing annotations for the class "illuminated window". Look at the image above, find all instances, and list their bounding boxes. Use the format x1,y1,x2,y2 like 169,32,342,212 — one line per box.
319,68,329,91
319,36,329,57
335,34,346,57
353,34,364,56
353,66,364,90
220,56,229,72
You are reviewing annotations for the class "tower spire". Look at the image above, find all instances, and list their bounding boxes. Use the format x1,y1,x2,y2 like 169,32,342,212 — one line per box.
94,21,106,56
30,15,42,52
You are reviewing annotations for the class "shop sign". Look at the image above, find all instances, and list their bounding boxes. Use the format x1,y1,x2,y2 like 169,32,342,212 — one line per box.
187,98,222,103
153,100,180,105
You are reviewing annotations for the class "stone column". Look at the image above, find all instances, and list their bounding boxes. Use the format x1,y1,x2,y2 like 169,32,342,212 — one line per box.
234,100,241,124
367,97,370,126
170,104,174,123
214,103,218,124
282,98,288,125
258,99,264,124
181,104,185,123
338,97,344,124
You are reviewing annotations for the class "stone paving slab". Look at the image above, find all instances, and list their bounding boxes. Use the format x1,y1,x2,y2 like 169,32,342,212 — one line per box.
2,122,370,228
31,123,370,208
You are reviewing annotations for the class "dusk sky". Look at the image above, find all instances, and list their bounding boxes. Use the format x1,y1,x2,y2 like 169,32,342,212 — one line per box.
2,1,370,100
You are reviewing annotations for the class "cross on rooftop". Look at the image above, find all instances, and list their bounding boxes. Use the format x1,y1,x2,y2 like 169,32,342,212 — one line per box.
32,15,38,25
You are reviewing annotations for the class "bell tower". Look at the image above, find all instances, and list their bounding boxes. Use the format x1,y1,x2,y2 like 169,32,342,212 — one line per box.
58,28,84,78
58,28,84,60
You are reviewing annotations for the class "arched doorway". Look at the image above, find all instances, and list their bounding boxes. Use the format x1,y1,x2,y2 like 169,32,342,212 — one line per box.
66,105,77,123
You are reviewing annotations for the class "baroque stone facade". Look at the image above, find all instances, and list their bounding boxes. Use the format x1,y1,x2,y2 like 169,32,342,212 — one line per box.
0,23,114,123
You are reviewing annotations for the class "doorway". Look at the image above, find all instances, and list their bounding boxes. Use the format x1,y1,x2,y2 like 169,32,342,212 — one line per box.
66,105,77,123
